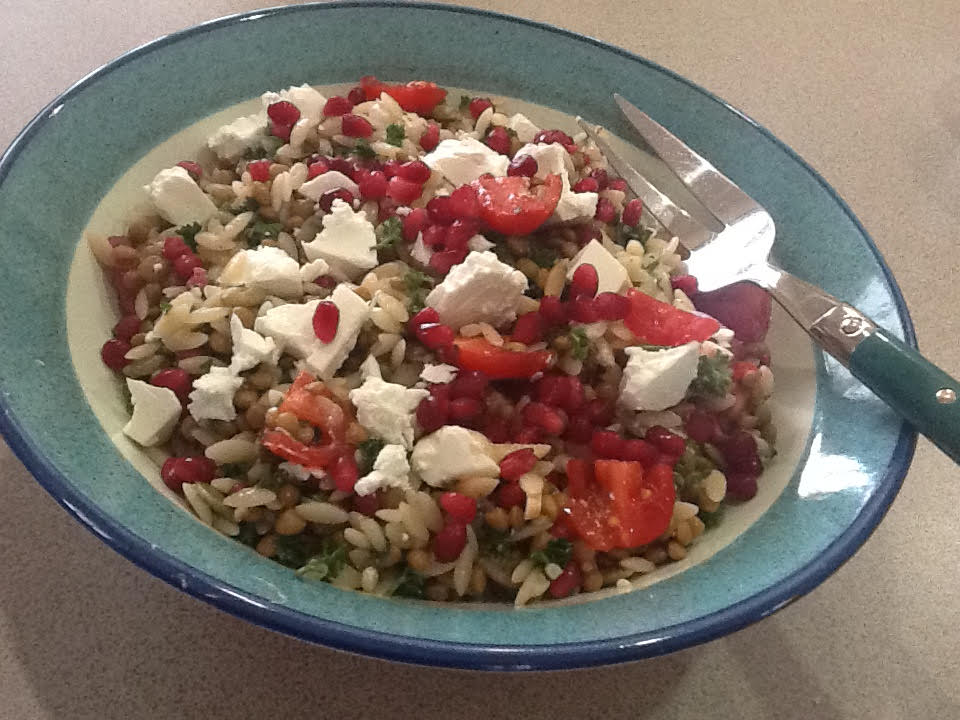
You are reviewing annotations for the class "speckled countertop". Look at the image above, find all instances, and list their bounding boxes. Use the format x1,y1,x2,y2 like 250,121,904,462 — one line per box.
1,1,958,717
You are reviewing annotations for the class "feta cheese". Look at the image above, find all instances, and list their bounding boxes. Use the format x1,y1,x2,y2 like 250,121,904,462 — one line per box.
348,377,429,449
188,366,243,422
506,113,541,144
555,190,600,223
122,379,181,447
411,426,500,488
144,166,218,226
302,199,377,281
261,84,327,123
219,245,304,298
425,250,527,329
410,233,433,266
228,313,279,374
420,363,458,384
359,354,382,381
299,258,330,283
254,299,321,359
278,462,313,482
207,113,269,160
515,142,598,222
619,342,700,411
467,234,495,252
298,171,361,201
567,239,630,295
423,137,510,186
354,444,411,496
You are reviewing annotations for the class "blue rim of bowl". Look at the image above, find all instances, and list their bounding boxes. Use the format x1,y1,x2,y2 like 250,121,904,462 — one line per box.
0,2,917,671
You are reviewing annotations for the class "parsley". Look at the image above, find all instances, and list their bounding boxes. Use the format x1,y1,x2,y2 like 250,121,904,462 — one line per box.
393,567,426,599
403,269,433,314
275,535,313,569
220,463,244,478
504,126,518,139
529,538,573,567
356,437,386,475
158,301,172,314
353,139,377,160
375,216,403,250
236,523,259,548
385,123,406,147
243,145,270,160
529,246,559,269
617,222,652,246
176,222,202,252
689,354,732,398
569,326,590,361
296,539,348,581
478,527,512,557
673,442,716,495
244,217,284,248
459,95,471,111
699,505,725,529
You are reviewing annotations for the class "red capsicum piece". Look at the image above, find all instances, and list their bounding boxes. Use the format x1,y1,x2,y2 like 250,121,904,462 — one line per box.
623,288,720,346
452,337,554,379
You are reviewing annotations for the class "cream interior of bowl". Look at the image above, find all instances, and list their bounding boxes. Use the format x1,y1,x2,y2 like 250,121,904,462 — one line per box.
65,86,816,602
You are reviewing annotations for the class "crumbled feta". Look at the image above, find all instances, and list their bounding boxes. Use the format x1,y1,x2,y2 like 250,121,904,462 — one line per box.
298,170,361,201
515,142,598,222
359,354,382,381
188,366,243,422
411,426,500,488
122,379,181,447
207,113,269,160
507,113,541,144
410,233,433,266
466,234,495,252
219,245,304,298
144,166,218,226
302,199,377,281
425,250,527,329
555,190,600,223
423,137,510,186
278,462,313,482
354,444,411,496
348,377,429,449
619,342,700,411
261,84,327,122
254,299,321,359
420,363,458,384
228,313,279,374
299,258,330,283
567,239,630,295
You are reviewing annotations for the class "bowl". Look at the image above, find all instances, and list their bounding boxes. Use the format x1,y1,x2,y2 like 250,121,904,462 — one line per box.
0,2,915,670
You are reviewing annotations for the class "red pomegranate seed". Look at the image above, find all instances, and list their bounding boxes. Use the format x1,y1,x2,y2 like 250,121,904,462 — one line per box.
538,296,568,326
572,177,600,193
317,275,337,289
386,176,422,205
548,561,582,599
341,114,373,138
482,416,510,443
172,253,203,281
433,522,467,561
319,188,355,212
162,236,191,260
620,439,659,465
107,235,130,248
511,312,544,344
447,184,481,220
622,198,644,227
382,160,401,178
332,453,359,493
576,223,602,246
670,274,699,296
561,376,585,410
270,121,293,141
113,315,141,342
347,85,366,106
408,307,439,333
429,248,467,274
607,178,628,191
586,398,615,425
523,402,566,436
449,397,483,422
327,156,357,177
396,160,432,184
726,470,759,500
312,301,340,343
568,296,600,323
588,168,609,189
484,126,511,155
468,97,493,119
591,430,626,459
507,154,538,178
645,425,686,456
440,492,477,523
248,160,271,182
419,122,440,151
534,374,566,408
450,370,488,399
416,394,448,433
268,100,301,126
564,414,593,444
685,410,720,444
186,267,208,288
161,456,216,492
323,96,353,117
495,482,526,509
150,367,192,403
416,323,456,350
719,430,759,468
515,426,542,444
426,196,456,225
533,129,575,150
402,208,430,242
570,263,599,299
593,292,630,320
352,492,381,517
176,160,202,179
499,448,537,481
356,169,388,200
100,338,130,371
594,197,617,223
732,360,760,382
307,159,330,179
117,293,137,315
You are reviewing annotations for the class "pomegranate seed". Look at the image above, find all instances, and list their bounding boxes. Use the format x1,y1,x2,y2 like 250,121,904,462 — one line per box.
594,197,617,223
429,248,467,274
327,156,357,177
341,114,373,138
161,456,216,492
685,410,720,444
591,430,626,459
726,470,759,500
719,430,759,468
622,198,643,227
447,219,479,249
588,168,609,189
732,360,760,382
512,312,544,344
416,323,456,350
186,267,208,288
670,274,699,296
402,208,430,242
535,374,567,408
248,160,271,182
440,492,477,522
538,296,568,326
484,126,511,155
561,376,585,411
268,100,301,126
317,275,337,289
507,154,538,178
572,177,600,193
549,561,582,599
450,370,488,399
356,169,388,199
408,307,439,333
570,263,599,298
515,426,542,444
433,522,467,561
568,296,600,323
499,448,537,481
416,394,448,433
620,439,659,465
172,253,203,281
386,176,422,205
427,196,456,225
577,223,602,246
107,235,130,247
468,97,493,119
483,416,510,443
312,301,340,343
495,482,526,509
645,426,686,456
347,85,366,106
523,402,566,436
319,188,355,212
396,160,432,184
382,160,401,178
447,185,481,220
424,225,451,252
436,342,461,365
176,160,202,179
323,96,353,116
162,236,191,260
564,414,593,444
332,453,359,493
419,122,440,151
150,367,192,403
113,315,141,342
118,293,137,315
533,129,575,149
593,292,630,320
586,398,615,425
307,159,330,179
100,338,131,371
449,397,483,422
352,492,381,517
607,178,628,191
270,120,293,141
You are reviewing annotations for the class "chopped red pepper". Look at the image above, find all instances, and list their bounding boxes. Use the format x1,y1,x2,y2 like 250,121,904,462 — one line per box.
359,76,447,115
623,288,720,346
452,337,554,379
276,371,349,443
261,430,344,471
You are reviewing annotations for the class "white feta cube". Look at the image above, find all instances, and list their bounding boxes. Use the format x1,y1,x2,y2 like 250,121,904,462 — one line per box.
302,199,377,281
410,426,500,488
304,285,371,379
425,250,527,330
219,245,304,298
348,377,429,450
144,166,218,226
515,142,598,222
359,354,382,381
466,234,495,252
261,84,327,123
567,239,629,295
122,379,181,447
354,444,412,496
299,258,330,283
254,299,322,359
423,137,510,186
298,171,360,201
228,313,279,374
410,233,433,266
188,366,243,422
618,342,700,411
506,113,541,144
207,113,269,160
419,363,458,385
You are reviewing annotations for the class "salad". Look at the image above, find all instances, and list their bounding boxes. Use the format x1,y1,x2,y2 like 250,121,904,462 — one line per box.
89,77,775,605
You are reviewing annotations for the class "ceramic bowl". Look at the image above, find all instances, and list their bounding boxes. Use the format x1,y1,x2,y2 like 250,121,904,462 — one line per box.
0,2,915,670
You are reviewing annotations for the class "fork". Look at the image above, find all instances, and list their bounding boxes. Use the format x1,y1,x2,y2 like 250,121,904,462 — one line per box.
578,97,960,463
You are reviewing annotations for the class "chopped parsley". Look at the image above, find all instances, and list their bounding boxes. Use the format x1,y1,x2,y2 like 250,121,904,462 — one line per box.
244,217,284,248
219,463,244,478
176,221,202,252
617,222,653,246
356,437,386,475
689,353,732,398
274,535,313,569
673,441,716,495
375,216,403,250
569,326,590,361
385,123,406,147
699,505,725,529
353,139,377,160
504,126,518,139
393,567,426,599
403,269,433,314
158,301,172,315
243,145,271,160
459,95,471,111
295,539,348,581
529,245,559,269
529,538,573,567
478,527,512,557
235,523,259,548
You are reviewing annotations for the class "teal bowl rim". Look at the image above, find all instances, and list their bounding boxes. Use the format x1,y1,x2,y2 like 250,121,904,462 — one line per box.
0,2,917,670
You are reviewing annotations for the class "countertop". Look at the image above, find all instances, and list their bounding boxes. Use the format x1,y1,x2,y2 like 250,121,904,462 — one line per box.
1,1,958,717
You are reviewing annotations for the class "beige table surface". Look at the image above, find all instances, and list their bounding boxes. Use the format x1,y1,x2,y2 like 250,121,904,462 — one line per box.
1,1,958,717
